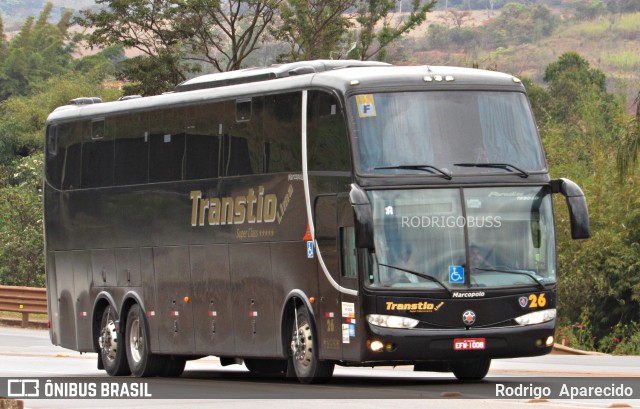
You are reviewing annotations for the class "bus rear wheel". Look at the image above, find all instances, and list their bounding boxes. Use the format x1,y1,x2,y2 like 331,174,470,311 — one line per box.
125,304,164,377
98,306,130,376
451,358,491,381
290,305,334,384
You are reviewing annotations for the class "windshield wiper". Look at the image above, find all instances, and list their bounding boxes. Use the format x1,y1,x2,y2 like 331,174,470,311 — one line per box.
374,165,452,180
454,162,529,178
474,267,545,289
378,263,452,294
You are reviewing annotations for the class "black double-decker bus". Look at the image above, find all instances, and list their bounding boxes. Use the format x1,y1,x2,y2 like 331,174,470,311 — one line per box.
44,60,590,383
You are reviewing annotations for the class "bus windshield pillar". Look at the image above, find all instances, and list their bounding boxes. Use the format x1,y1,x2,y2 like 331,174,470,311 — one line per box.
349,184,374,249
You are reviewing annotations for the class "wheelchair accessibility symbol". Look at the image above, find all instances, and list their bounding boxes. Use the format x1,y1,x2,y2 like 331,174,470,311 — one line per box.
449,266,464,283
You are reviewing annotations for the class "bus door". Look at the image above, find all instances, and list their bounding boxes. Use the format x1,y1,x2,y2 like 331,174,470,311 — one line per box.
314,193,359,361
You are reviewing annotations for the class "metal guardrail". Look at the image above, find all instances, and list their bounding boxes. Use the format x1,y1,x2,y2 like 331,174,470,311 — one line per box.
0,285,47,327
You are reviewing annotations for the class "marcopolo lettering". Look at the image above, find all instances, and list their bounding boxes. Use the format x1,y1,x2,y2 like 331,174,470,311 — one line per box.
452,291,485,298
190,185,293,227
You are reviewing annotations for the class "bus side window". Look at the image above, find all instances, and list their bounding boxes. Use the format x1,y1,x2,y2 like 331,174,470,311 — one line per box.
61,121,85,190
341,226,357,278
114,113,149,185
307,91,350,172
82,118,114,188
149,108,186,183
45,125,62,189
263,92,302,173
185,102,223,180
222,97,263,176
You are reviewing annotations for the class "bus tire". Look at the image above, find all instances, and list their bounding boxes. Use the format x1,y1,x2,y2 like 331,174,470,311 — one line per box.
125,304,164,377
98,306,130,376
160,355,186,377
451,358,491,381
290,305,334,384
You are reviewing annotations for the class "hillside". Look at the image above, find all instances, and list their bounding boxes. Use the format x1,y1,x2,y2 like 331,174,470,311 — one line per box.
0,0,94,29
2,1,639,106
398,11,640,108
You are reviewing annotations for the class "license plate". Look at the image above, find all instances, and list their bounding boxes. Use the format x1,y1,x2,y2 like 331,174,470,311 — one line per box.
454,338,486,350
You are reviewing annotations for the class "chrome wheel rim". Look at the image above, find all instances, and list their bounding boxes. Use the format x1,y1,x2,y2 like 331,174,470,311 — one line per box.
99,319,118,361
291,322,313,369
129,317,143,363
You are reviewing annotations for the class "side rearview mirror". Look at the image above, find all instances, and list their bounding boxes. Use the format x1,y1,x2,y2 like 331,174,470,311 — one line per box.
349,184,375,249
550,178,591,240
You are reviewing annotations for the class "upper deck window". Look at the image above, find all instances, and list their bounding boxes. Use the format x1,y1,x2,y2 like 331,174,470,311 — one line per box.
351,91,545,176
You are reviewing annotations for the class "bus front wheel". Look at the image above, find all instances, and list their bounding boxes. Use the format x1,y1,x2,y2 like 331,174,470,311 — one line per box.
125,304,164,377
451,358,491,381
290,305,334,384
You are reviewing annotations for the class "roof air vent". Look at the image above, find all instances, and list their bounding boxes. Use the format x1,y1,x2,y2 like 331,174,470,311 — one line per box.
70,97,102,105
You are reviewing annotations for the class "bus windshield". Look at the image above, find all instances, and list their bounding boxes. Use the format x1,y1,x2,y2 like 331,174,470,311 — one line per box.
367,187,556,289
351,91,545,176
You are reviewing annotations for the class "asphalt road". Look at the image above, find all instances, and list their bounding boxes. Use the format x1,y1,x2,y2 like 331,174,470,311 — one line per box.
1,326,639,408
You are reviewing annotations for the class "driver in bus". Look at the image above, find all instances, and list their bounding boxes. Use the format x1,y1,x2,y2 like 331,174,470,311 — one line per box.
469,244,492,270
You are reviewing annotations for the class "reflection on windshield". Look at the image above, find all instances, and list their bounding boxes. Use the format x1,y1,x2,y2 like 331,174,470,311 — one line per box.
352,91,545,175
367,187,556,290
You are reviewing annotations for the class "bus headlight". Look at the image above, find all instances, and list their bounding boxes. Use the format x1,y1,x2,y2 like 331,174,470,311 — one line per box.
515,309,556,326
367,314,419,329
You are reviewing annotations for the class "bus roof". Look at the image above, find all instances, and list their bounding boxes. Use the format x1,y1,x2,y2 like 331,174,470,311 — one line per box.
46,61,525,124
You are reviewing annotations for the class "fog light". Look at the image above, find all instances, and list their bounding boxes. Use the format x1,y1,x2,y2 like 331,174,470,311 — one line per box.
546,336,554,347
369,340,384,352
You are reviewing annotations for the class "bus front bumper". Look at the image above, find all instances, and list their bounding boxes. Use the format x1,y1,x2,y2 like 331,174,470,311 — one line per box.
362,320,555,363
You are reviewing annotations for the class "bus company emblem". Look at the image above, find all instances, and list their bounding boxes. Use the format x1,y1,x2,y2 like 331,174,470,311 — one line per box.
190,184,294,227
519,296,528,308
385,301,444,313
462,310,476,326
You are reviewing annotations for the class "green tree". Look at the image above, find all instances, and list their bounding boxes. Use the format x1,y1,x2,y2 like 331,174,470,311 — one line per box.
76,0,280,94
0,154,45,287
0,73,121,287
0,72,121,164
616,92,640,180
0,3,76,100
492,3,559,45
531,53,640,348
543,52,612,126
274,0,355,61
172,0,281,71
347,0,436,61
569,0,607,21
275,0,435,62
0,15,7,60
115,52,185,96
75,0,193,94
